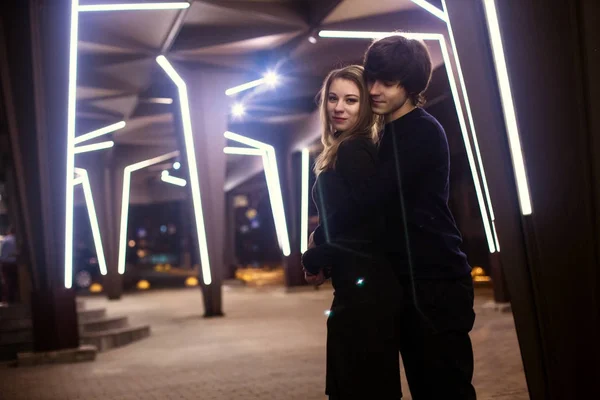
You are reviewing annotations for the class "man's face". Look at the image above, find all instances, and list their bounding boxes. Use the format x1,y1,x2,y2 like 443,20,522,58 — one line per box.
367,79,409,117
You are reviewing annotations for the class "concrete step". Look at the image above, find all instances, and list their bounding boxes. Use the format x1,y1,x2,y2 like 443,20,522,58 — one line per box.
80,325,151,352
0,318,32,332
0,304,30,320
0,342,33,362
79,315,128,334
77,308,106,323
17,345,97,367
0,328,32,346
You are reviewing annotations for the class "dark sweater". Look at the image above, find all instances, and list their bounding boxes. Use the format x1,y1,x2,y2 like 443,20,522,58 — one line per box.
302,136,384,277
314,108,470,280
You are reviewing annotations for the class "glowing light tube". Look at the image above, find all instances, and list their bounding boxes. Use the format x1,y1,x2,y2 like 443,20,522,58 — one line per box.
79,3,190,12
319,30,442,41
74,140,114,154
411,0,501,250
224,131,291,256
74,121,125,144
223,147,263,156
317,29,497,253
161,170,187,187
410,0,448,22
482,0,532,215
64,0,192,288
64,0,80,288
225,78,264,96
156,55,212,285
72,176,84,186
74,168,108,276
117,151,180,276
225,72,279,96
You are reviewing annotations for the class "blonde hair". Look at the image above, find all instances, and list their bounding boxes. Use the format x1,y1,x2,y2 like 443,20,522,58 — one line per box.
314,65,381,175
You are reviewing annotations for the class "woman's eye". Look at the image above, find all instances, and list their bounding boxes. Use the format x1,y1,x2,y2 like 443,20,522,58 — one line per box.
346,98,358,104
328,96,337,102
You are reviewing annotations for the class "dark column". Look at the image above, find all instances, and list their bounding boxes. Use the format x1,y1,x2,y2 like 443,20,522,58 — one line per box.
447,0,600,398
75,149,123,299
185,69,243,317
488,252,509,303
222,192,237,280
282,150,307,287
0,0,79,351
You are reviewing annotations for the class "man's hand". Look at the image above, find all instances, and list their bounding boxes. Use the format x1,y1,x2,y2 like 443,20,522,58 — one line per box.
304,268,326,286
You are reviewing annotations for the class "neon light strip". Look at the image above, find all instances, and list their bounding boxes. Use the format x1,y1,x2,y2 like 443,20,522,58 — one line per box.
147,97,174,104
411,0,448,22
74,140,114,154
224,131,291,256
439,0,497,221
319,30,441,41
426,37,496,253
225,78,265,96
224,132,271,149
482,0,532,215
117,151,179,275
411,0,500,250
318,29,497,253
156,55,212,285
223,146,263,156
74,168,108,275
74,121,125,144
492,220,501,252
64,1,193,288
161,171,187,187
64,0,80,288
79,3,190,12
300,148,310,253
262,149,289,255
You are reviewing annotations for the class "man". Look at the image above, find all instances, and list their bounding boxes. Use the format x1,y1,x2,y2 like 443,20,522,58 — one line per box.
0,226,18,304
306,35,476,399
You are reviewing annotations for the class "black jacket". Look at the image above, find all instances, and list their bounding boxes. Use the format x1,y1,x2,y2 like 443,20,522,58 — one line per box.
313,108,471,280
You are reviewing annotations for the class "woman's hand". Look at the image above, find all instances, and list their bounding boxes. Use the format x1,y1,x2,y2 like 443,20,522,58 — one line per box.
304,268,326,286
303,231,327,285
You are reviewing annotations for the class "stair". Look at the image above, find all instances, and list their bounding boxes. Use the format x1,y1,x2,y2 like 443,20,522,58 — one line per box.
80,325,151,352
0,298,151,361
77,299,150,352
0,305,33,362
79,315,128,334
78,308,107,323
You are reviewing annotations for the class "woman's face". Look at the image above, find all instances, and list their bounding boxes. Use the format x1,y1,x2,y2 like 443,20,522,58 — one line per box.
327,78,361,133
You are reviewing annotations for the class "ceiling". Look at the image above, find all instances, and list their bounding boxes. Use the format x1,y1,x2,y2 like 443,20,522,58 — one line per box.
75,0,446,174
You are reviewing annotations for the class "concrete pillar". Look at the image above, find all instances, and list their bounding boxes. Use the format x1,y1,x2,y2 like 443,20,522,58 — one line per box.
447,0,600,398
280,150,306,287
0,0,78,351
183,68,240,316
223,192,237,280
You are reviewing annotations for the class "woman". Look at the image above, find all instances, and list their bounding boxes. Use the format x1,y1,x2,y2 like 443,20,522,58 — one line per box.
302,65,402,399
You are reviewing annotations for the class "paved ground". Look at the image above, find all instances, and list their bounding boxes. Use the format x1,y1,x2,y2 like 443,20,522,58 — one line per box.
0,284,528,399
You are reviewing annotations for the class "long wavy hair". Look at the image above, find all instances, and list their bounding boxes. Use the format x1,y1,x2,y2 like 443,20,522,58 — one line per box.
314,65,381,175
